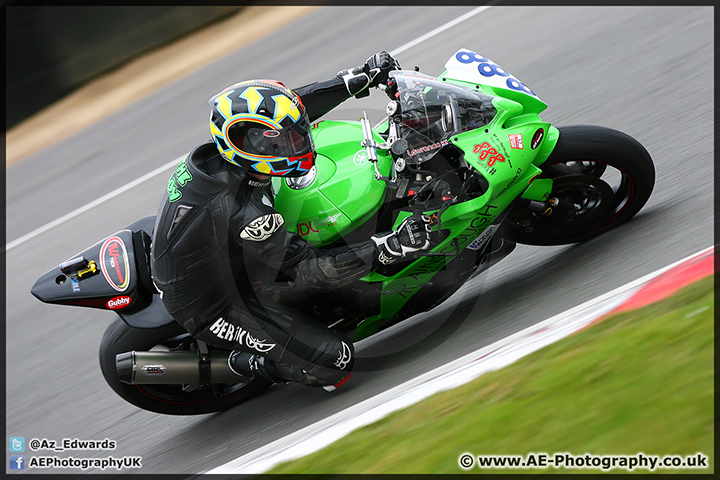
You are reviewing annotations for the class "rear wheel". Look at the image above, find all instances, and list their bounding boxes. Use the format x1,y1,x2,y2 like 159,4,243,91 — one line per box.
503,125,655,245
99,318,272,415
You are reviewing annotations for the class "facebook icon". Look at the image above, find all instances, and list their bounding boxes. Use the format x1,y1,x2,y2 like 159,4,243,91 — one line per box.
10,455,24,470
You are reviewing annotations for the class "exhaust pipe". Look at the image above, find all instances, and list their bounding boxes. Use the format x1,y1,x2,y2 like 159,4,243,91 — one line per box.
116,351,247,385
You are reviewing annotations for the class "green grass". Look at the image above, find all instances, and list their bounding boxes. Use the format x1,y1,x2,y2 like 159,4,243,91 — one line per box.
269,276,714,474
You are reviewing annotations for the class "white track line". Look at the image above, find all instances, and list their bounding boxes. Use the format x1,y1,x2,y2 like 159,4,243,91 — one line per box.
389,6,491,56
206,245,713,475
5,157,183,252
6,6,490,253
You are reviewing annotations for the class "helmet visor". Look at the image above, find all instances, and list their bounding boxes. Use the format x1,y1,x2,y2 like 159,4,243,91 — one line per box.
232,118,313,158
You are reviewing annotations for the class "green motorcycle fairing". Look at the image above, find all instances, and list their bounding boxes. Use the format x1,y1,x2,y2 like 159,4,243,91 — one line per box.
273,120,393,244
274,50,560,341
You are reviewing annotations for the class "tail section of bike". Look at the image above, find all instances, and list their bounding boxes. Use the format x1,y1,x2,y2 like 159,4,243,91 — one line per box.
30,216,159,323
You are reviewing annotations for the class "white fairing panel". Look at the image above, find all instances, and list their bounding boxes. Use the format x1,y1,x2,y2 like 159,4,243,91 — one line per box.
443,49,540,100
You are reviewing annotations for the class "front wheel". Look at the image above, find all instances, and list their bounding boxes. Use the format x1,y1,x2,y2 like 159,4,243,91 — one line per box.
503,125,655,245
99,318,272,415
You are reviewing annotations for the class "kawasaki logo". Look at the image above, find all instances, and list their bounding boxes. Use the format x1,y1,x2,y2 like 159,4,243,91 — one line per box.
107,296,132,309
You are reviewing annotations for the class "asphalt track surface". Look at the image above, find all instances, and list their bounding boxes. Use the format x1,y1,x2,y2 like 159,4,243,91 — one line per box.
6,6,713,475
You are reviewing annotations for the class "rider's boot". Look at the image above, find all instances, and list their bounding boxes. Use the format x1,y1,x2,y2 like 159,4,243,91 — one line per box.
228,350,351,390
228,351,287,383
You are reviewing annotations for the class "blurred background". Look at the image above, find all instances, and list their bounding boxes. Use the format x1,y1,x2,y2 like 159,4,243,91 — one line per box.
6,6,242,129
5,4,713,476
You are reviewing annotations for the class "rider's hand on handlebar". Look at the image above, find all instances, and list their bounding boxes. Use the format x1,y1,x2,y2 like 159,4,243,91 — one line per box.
338,51,400,98
371,215,431,266
365,51,401,88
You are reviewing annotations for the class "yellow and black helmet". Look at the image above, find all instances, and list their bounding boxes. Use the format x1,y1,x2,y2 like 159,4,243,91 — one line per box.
209,80,315,177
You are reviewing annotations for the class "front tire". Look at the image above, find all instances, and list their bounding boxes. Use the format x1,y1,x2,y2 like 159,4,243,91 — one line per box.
503,125,655,245
99,318,272,415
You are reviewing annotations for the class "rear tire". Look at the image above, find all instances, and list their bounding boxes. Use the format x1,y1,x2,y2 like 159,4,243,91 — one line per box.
503,125,655,245
99,318,272,415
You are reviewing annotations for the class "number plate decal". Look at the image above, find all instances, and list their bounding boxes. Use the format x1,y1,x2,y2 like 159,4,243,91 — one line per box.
444,49,539,99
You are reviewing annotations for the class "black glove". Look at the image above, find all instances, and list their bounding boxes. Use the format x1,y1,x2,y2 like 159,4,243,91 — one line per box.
371,215,431,265
337,51,401,98
365,51,401,88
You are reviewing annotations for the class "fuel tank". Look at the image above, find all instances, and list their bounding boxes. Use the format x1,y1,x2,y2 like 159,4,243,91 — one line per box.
273,120,393,246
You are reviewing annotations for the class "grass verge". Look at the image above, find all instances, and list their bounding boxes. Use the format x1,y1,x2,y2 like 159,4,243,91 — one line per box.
269,275,714,474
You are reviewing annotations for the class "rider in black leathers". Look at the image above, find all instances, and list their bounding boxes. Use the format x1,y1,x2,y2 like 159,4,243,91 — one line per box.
151,52,431,390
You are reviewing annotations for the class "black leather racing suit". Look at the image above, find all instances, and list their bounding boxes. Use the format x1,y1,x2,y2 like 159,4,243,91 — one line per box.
151,76,376,387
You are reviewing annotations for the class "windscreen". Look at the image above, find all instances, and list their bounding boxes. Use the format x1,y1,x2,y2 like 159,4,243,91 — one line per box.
390,71,496,163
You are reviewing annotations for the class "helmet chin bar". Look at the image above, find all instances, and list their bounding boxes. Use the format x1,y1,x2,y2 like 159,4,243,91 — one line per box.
288,150,316,173
242,149,315,178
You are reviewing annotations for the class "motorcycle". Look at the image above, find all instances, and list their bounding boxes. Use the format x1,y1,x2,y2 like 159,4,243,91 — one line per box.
31,49,655,415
